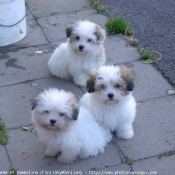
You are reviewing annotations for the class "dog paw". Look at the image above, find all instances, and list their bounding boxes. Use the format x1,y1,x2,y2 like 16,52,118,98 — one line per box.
117,130,134,140
45,148,57,157
74,78,86,87
57,155,76,164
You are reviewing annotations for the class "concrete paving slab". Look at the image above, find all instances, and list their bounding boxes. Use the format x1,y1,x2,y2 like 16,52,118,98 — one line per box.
31,77,83,100
27,0,91,18
0,145,11,171
0,45,52,86
38,9,107,42
6,128,121,172
100,163,131,172
113,95,175,160
26,7,34,20
0,77,82,129
105,35,140,64
126,61,172,102
132,155,175,175
14,20,48,47
0,83,40,129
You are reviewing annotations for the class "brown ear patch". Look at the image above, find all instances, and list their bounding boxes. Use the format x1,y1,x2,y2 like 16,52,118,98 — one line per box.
66,24,74,38
86,71,98,93
31,97,39,110
94,24,106,44
120,66,135,91
68,92,79,120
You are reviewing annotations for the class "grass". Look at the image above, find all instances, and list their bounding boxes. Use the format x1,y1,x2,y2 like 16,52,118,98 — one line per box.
0,117,8,145
89,0,107,15
126,157,134,165
10,167,17,175
105,17,132,35
138,48,155,64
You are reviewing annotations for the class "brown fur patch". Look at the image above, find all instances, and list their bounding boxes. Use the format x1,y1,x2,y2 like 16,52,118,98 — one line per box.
67,92,79,120
94,24,106,43
86,71,98,93
120,66,135,91
66,24,74,38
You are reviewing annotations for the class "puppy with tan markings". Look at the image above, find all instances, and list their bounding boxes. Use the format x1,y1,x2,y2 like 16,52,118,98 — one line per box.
80,65,136,140
31,88,110,164
48,20,106,87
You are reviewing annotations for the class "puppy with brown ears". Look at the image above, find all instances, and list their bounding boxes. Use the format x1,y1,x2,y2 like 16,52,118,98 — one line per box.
80,65,136,140
31,88,109,164
48,20,106,87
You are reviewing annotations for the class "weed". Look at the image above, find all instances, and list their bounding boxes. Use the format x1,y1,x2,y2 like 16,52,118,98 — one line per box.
10,167,17,175
89,0,107,15
0,117,8,145
138,48,155,64
105,17,132,35
126,157,134,165
33,15,41,21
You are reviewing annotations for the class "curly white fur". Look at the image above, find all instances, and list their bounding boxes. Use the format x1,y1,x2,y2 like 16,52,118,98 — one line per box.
31,88,110,164
48,20,106,86
80,65,137,140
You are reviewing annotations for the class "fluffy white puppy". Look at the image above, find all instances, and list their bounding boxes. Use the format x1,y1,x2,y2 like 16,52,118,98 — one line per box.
80,65,136,140
48,20,106,87
31,88,109,164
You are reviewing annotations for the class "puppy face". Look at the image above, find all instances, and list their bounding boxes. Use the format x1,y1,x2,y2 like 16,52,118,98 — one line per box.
66,20,106,54
31,89,79,131
87,65,134,105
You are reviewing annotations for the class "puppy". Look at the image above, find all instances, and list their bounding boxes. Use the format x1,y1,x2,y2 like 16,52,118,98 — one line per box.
80,65,136,140
48,20,106,87
31,88,110,164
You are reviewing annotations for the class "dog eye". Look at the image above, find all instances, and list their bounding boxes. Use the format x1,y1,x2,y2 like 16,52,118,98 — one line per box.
87,39,92,42
43,110,50,114
59,113,64,117
76,36,80,40
115,84,120,88
100,85,106,90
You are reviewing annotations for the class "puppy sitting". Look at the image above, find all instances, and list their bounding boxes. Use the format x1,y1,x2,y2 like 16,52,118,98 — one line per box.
31,88,110,164
80,65,136,140
48,20,106,87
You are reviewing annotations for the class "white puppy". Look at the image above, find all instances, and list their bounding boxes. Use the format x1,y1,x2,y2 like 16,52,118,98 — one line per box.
80,65,136,140
31,88,110,164
48,20,106,86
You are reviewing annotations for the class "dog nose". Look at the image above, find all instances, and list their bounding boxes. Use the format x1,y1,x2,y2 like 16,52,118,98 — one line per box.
50,119,56,125
108,93,114,99
79,45,84,50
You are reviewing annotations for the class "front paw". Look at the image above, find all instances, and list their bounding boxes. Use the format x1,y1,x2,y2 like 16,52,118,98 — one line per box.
73,78,86,87
57,155,77,164
117,130,134,140
45,148,57,157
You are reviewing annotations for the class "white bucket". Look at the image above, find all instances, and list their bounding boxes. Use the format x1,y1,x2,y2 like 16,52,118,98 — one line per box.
0,0,27,46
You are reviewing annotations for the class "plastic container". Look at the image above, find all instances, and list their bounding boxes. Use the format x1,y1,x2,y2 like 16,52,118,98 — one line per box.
0,0,27,46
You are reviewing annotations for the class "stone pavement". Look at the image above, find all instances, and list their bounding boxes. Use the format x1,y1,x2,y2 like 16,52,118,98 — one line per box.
0,0,175,174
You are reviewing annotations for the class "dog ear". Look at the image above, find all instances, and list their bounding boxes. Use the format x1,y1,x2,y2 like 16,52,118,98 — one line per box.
86,71,97,93
31,98,38,110
66,24,74,38
68,92,79,120
95,24,106,44
120,66,135,91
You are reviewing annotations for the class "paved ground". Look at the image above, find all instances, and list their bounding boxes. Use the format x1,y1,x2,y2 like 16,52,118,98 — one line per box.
101,0,175,87
0,0,175,174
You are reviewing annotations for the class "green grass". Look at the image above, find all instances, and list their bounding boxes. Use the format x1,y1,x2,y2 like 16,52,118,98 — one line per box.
89,0,107,15
10,167,17,175
126,157,134,165
138,48,155,64
0,117,8,145
105,17,132,35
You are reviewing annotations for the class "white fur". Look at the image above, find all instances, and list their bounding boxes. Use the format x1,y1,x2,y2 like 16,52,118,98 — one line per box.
80,65,136,140
31,88,110,164
48,20,106,86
